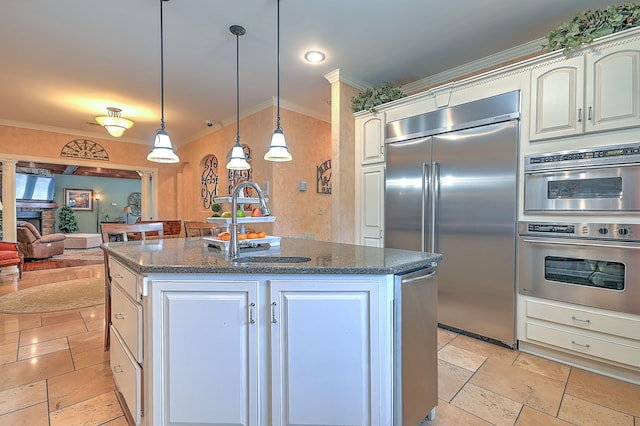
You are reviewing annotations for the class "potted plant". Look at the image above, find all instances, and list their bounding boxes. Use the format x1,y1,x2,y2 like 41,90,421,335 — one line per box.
351,84,406,113
545,3,640,54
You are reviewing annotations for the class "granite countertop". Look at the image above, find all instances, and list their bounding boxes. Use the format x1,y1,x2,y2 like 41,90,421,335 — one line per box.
102,237,442,276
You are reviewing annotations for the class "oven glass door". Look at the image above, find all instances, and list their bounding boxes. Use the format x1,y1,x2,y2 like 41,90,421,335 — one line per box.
518,237,640,314
524,165,640,212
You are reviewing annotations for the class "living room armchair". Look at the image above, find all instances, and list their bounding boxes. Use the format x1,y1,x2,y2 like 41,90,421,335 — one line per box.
0,241,23,278
16,221,66,259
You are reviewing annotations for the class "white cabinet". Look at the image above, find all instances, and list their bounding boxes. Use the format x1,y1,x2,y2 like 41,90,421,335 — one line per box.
269,279,383,425
530,38,640,141
355,112,386,247
155,281,258,426
108,258,144,425
522,298,640,369
358,164,385,247
355,113,385,164
145,275,391,426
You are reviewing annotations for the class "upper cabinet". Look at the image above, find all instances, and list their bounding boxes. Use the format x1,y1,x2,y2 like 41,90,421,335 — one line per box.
356,113,385,164
530,38,640,141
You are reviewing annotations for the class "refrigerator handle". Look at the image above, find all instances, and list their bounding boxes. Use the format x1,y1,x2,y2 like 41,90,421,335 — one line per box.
430,162,439,253
422,162,429,252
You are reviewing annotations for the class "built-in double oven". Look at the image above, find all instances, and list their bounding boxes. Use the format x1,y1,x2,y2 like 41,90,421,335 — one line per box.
519,143,640,315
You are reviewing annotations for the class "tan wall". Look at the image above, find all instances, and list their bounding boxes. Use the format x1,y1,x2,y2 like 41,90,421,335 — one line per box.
177,106,332,241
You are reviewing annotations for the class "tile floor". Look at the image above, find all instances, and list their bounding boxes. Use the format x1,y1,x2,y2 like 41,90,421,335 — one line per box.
1,263,639,425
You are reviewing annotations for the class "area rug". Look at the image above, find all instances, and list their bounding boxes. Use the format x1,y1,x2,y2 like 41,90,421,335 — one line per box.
0,277,104,313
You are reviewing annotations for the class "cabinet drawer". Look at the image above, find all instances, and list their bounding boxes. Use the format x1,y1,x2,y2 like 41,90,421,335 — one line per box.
110,326,142,425
111,283,143,362
526,322,640,368
526,299,640,340
109,259,138,301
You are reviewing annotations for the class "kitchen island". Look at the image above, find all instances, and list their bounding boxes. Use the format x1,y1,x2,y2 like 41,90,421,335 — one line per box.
102,236,442,426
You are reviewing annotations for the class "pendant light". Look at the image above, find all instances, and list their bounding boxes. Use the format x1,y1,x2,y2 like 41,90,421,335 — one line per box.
96,107,134,137
147,0,179,163
264,0,292,162
226,25,251,170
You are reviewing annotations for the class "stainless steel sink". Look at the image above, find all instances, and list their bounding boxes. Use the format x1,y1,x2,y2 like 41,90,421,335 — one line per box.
235,256,312,263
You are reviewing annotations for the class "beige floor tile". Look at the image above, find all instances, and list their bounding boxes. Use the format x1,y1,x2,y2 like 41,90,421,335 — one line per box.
47,361,115,411
19,318,87,346
72,346,111,370
41,310,83,327
0,330,19,346
0,314,42,335
437,327,458,350
0,380,47,416
451,382,522,425
438,359,473,402
565,368,640,417
558,394,634,425
17,337,68,360
448,334,519,365
427,399,493,425
515,406,573,425
67,328,105,354
0,401,49,426
0,341,18,365
80,306,106,332
470,358,565,416
102,416,131,426
513,352,571,382
0,350,74,393
49,391,123,426
438,343,486,372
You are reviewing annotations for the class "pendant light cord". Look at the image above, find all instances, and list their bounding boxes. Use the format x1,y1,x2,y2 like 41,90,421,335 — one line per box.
160,0,166,130
235,29,240,144
276,0,281,130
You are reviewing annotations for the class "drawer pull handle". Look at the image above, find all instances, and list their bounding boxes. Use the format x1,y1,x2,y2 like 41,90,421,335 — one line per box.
115,313,126,320
113,273,124,279
271,302,277,323
571,316,590,324
113,365,124,374
249,302,256,324
571,340,590,349
578,108,583,123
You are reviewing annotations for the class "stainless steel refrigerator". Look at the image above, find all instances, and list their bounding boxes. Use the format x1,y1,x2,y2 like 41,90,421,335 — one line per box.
385,91,519,347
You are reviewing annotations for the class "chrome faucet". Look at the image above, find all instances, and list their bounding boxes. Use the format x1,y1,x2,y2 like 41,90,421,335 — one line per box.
229,181,271,258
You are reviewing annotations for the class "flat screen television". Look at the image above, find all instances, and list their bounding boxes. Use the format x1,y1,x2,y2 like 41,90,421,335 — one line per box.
15,173,55,201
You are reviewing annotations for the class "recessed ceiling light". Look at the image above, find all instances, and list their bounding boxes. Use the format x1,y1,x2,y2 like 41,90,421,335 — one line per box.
304,50,325,63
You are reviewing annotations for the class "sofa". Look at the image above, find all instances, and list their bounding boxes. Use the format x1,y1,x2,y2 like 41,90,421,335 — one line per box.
0,241,23,278
16,221,66,259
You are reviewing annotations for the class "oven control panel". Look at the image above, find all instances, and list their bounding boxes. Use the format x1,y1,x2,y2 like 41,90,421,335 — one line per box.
524,142,640,171
519,222,640,241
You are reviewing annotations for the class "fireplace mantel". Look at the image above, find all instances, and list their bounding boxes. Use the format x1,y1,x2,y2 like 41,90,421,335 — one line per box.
16,201,59,209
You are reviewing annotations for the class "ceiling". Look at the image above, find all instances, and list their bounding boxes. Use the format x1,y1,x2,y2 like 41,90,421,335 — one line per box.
0,0,622,153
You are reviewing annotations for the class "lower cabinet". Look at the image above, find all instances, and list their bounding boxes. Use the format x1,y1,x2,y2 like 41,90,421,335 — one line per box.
522,298,640,371
141,275,391,426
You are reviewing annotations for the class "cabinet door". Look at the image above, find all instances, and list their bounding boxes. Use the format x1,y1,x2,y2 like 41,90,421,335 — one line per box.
159,282,258,426
357,115,385,164
360,164,385,247
585,45,640,133
269,279,382,426
530,55,584,141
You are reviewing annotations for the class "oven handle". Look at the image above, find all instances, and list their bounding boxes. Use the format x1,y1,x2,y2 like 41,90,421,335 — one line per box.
524,162,640,174
520,238,640,250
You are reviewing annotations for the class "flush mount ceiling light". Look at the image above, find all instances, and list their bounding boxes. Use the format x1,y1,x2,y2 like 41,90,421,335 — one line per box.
265,0,292,162
304,50,325,63
226,25,251,170
147,0,179,164
95,107,133,138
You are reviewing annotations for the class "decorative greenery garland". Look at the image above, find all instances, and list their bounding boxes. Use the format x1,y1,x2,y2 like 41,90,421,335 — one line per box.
545,2,640,53
351,84,406,113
